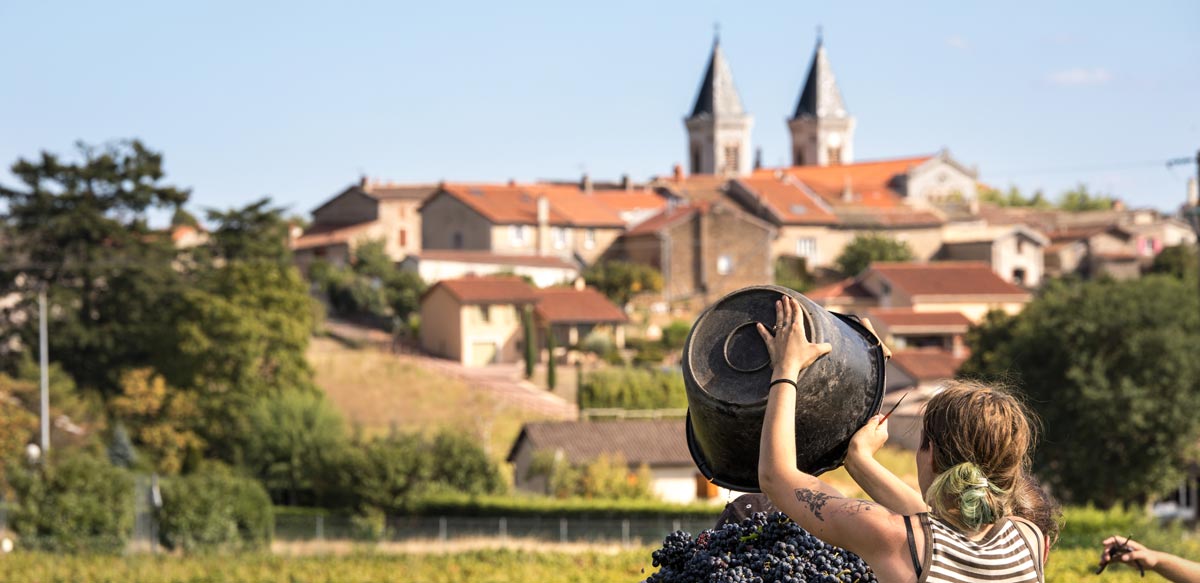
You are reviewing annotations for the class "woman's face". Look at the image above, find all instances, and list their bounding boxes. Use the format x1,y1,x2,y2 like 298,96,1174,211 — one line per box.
916,436,935,497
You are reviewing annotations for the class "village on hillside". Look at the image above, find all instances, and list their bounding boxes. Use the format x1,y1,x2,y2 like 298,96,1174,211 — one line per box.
283,38,1200,512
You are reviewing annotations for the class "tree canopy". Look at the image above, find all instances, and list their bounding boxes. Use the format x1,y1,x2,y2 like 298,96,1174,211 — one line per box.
835,233,914,277
583,260,663,306
959,276,1200,507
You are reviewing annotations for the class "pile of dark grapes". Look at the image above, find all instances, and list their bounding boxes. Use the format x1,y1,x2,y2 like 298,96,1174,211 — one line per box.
647,512,877,583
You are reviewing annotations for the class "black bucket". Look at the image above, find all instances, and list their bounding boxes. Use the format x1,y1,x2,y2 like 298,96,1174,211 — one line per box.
682,285,886,492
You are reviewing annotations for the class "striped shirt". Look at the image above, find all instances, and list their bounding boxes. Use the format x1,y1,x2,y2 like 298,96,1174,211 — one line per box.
917,513,1043,583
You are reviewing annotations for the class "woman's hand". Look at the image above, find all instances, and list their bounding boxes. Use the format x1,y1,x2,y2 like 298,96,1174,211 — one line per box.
849,414,890,460
1101,536,1159,570
859,317,892,360
755,295,832,381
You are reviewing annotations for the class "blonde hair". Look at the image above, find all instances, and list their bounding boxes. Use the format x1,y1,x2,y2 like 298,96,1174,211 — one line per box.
921,381,1037,533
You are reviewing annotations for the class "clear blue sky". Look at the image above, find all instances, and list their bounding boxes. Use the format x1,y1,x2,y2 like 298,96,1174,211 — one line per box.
2,1,1197,219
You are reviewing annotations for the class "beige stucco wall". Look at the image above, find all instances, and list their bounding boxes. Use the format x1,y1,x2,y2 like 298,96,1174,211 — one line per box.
651,466,730,505
489,224,622,264
910,300,1026,323
377,199,423,260
991,233,1044,287
459,301,525,366
421,194,495,252
419,287,464,361
906,159,979,208
406,259,578,288
774,225,836,268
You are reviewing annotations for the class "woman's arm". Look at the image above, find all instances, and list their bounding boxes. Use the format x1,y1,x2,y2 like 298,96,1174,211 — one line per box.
844,416,930,515
755,296,903,558
1103,537,1200,583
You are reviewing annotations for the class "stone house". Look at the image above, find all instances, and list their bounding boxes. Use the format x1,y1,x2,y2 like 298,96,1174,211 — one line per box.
507,419,732,504
607,200,776,310
1044,225,1140,280
418,276,539,367
809,261,1031,323
533,284,628,351
419,183,626,265
291,179,435,270
937,224,1048,287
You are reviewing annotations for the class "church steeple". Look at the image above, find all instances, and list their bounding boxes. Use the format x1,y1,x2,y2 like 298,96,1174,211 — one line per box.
788,35,855,167
684,35,754,176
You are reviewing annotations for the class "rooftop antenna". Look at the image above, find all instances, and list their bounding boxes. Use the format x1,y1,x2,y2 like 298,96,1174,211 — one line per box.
713,22,720,45
817,25,823,45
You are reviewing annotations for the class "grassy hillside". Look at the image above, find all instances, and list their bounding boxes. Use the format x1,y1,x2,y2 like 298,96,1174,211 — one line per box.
308,336,561,463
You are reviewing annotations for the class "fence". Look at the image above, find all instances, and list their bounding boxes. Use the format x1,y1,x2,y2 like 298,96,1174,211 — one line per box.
274,513,717,546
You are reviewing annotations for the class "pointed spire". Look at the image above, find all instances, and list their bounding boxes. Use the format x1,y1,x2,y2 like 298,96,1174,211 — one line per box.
688,35,746,119
792,36,848,120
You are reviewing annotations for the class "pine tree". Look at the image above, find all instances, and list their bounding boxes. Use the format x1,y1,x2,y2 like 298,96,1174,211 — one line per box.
546,326,557,390
522,305,535,379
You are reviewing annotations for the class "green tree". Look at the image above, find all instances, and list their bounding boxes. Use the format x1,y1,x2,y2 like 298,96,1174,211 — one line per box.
960,276,1200,507
774,255,813,292
1058,183,1115,212
108,368,204,475
205,197,292,264
6,451,135,552
1148,245,1197,280
546,326,557,390
522,306,535,379
0,140,189,394
835,233,914,277
583,261,663,306
242,389,348,505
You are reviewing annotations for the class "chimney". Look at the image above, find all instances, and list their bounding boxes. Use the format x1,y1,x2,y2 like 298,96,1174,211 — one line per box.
951,334,967,359
1112,199,1126,211
754,147,763,170
359,175,368,188
673,164,684,182
581,173,593,194
620,174,631,191
1188,177,1198,207
508,178,517,187
536,196,550,256
842,176,854,203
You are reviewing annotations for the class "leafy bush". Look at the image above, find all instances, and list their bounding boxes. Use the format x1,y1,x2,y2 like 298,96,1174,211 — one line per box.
308,240,426,320
405,491,722,519
579,368,686,410
775,255,813,292
835,233,914,277
157,464,273,552
584,261,663,306
242,389,348,505
660,320,692,350
6,451,135,553
529,452,654,500
352,430,506,513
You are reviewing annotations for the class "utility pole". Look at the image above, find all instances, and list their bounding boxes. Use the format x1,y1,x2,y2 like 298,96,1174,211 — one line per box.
38,288,49,454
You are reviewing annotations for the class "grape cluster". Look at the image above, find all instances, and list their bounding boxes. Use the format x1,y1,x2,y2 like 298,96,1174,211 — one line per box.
648,512,877,583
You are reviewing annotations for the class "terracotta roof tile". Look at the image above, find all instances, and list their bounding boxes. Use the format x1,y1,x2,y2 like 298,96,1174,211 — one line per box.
507,419,691,466
734,175,839,225
757,156,934,208
890,348,965,382
292,221,373,250
437,183,625,228
870,262,1029,298
588,189,670,213
534,287,628,324
429,276,539,304
806,277,873,300
624,204,701,236
653,174,730,203
865,308,972,332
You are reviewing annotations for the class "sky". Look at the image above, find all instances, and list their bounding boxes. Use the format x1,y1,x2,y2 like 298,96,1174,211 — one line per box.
2,1,1198,221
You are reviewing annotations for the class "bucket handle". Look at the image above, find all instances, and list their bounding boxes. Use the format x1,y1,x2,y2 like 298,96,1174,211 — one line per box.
722,321,772,373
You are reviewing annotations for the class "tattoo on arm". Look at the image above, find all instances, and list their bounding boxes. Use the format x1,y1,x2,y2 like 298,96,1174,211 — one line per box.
838,499,878,515
794,489,832,521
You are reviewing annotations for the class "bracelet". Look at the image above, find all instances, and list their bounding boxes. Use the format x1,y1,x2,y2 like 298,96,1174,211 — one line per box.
769,378,798,390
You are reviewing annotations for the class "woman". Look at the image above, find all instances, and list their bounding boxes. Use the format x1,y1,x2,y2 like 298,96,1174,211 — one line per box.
755,295,1055,583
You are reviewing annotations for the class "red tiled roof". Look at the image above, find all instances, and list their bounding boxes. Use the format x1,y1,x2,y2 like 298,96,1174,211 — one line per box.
429,276,539,304
413,250,578,269
437,183,625,228
806,277,873,301
507,419,691,466
291,221,373,250
624,204,702,236
865,308,971,332
589,189,670,213
653,174,730,203
734,175,839,225
870,262,1029,298
890,348,965,382
757,156,935,208
534,287,628,324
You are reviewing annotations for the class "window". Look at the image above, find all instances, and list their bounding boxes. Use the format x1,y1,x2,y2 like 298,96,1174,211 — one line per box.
796,238,817,258
1013,268,1027,286
509,225,528,245
399,229,407,247
794,147,805,166
552,227,567,249
479,305,491,323
717,254,733,275
452,232,464,249
722,144,740,175
584,228,596,249
690,145,702,174
827,146,843,165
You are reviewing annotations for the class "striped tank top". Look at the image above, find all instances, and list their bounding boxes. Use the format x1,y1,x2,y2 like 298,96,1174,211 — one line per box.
914,513,1043,583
